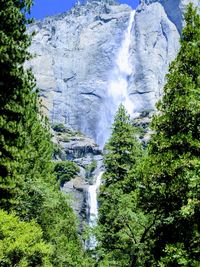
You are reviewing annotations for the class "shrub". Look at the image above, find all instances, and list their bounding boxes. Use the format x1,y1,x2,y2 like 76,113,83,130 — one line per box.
52,123,67,133
85,160,97,182
54,161,80,186
0,210,52,266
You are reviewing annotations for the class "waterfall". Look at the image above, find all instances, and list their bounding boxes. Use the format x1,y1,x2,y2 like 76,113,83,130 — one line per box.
87,171,104,249
87,11,135,249
97,10,136,148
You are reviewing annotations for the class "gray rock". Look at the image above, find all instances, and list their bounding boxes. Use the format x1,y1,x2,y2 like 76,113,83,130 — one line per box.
128,0,199,115
27,0,198,144
27,1,131,141
128,1,180,114
139,0,199,33
53,128,103,222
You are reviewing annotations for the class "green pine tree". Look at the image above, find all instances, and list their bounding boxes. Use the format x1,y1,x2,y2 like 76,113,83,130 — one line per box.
0,1,91,266
0,0,38,209
139,4,200,265
103,104,142,188
97,104,143,266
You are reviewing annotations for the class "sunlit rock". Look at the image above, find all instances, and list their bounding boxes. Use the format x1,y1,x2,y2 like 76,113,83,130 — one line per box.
28,0,198,145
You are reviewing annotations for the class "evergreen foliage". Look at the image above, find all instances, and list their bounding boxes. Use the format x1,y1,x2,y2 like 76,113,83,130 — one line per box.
1,0,199,266
103,104,142,188
97,104,143,266
85,160,97,182
0,0,36,209
96,6,200,266
52,123,67,133
54,161,79,186
0,1,90,266
138,4,200,265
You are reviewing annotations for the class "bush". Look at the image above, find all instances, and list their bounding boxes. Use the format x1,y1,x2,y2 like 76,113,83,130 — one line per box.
54,161,80,186
52,143,63,158
0,210,52,267
85,160,97,182
52,123,67,133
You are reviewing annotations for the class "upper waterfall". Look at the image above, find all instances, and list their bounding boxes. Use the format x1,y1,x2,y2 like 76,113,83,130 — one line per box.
109,10,135,115
97,10,135,147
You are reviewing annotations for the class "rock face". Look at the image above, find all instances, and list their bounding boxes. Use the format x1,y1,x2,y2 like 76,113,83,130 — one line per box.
128,0,199,115
28,0,131,141
52,127,103,223
27,0,198,144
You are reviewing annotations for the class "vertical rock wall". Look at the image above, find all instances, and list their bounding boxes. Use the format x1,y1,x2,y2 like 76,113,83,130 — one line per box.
28,0,199,143
128,0,199,116
28,1,131,140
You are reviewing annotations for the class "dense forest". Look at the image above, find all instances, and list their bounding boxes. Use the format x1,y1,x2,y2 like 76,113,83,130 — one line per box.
0,0,199,266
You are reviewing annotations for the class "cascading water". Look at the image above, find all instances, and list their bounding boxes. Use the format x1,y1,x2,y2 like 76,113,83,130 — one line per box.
97,10,136,148
87,10,135,248
109,10,135,114
87,171,104,248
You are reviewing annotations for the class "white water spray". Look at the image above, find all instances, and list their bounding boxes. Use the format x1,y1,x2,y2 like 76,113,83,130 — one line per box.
97,11,136,147
109,10,135,115
87,171,104,248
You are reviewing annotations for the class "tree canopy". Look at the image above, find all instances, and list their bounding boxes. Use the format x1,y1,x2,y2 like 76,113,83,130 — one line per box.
97,104,143,266
138,4,200,265
0,1,90,266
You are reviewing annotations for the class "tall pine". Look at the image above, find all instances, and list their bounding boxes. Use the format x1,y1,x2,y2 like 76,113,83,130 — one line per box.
97,104,143,266
140,4,200,265
102,104,141,188
0,1,93,266
0,0,41,208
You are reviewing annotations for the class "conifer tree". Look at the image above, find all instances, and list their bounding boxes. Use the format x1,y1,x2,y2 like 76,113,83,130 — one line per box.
0,0,38,208
0,1,91,266
139,4,200,265
102,104,141,187
97,104,143,266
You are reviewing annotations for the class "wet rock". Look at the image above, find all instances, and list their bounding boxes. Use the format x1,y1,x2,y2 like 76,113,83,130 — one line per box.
53,127,103,223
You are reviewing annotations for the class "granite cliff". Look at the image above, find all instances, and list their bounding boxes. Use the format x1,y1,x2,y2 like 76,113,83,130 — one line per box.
27,0,199,231
128,0,199,116
27,0,199,145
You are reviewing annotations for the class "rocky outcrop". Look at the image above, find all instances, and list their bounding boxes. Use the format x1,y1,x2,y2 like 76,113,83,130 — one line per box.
52,127,103,222
27,0,199,144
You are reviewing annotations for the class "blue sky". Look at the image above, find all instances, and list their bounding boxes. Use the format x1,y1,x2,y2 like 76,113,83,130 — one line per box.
31,0,139,19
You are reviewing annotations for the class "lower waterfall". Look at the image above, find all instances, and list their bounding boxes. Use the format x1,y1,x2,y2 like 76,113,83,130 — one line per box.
87,171,104,249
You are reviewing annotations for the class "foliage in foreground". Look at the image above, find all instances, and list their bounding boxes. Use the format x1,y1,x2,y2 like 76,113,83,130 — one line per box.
138,4,200,265
1,0,200,266
0,1,90,266
97,104,144,266
0,210,52,267
96,4,200,266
